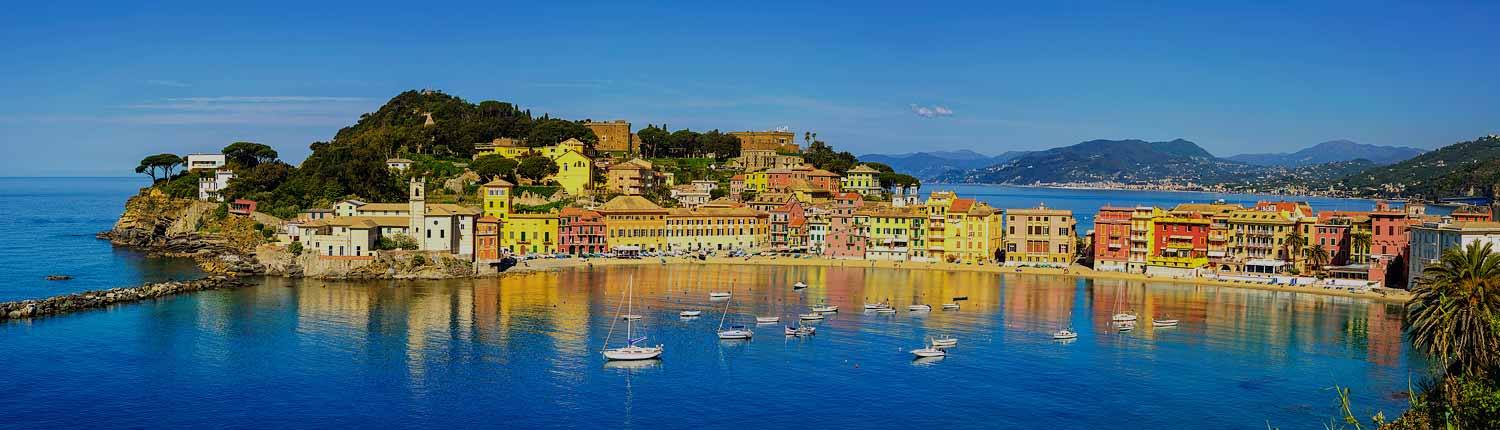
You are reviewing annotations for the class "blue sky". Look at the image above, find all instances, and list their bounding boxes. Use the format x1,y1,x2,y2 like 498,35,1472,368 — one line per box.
2,1,1498,176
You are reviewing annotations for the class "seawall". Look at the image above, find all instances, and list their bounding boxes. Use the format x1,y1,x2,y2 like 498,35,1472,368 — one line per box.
0,277,249,321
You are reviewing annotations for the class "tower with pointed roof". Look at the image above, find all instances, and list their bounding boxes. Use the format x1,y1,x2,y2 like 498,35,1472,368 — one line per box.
480,177,514,220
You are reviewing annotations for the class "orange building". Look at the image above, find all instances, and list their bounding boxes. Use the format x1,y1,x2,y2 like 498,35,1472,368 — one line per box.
475,216,501,261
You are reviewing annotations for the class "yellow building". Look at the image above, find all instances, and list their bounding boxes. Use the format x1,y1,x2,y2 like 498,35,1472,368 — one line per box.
597,195,669,252
480,178,514,220
1003,205,1076,267
473,137,594,195
665,204,769,251
743,170,770,192
862,205,928,261
946,199,1005,263
1228,207,1299,274
923,191,956,261
502,213,559,255
1128,206,1165,273
841,164,881,196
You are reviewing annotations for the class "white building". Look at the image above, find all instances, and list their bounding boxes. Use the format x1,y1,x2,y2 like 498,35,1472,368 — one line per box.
186,153,227,170
298,179,480,258
386,158,413,172
197,169,234,201
1407,220,1500,287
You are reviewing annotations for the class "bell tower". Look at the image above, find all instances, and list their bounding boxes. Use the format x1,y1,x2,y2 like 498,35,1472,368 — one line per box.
409,178,426,242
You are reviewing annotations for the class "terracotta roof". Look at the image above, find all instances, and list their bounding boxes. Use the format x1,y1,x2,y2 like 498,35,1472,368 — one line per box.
809,168,839,177
356,203,409,212
482,177,514,187
948,198,976,214
323,216,410,228
667,206,764,217
847,164,880,174
599,195,665,212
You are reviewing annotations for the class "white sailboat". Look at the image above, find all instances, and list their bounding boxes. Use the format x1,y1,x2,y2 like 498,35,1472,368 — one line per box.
715,286,753,340
603,277,664,361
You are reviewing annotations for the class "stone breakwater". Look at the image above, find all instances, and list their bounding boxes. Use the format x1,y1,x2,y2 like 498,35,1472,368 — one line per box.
0,277,248,321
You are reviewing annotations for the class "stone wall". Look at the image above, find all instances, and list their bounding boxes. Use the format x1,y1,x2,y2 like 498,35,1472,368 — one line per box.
0,277,247,321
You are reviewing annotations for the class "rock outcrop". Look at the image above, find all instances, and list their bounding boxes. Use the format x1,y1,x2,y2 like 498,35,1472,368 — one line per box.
0,277,248,321
98,189,268,275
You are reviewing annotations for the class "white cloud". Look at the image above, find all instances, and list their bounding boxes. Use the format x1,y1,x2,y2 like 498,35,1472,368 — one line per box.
910,103,955,118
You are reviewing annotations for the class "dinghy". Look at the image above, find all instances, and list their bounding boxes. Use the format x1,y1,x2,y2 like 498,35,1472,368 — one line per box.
931,335,957,348
708,292,732,299
907,304,932,311
1152,319,1179,327
756,316,781,324
679,310,701,317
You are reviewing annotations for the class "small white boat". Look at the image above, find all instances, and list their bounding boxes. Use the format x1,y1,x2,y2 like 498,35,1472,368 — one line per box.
931,335,957,348
717,325,754,339
602,345,664,361
1117,322,1135,332
1052,329,1078,340
679,310,701,317
622,314,643,320
799,313,825,320
911,346,947,358
1111,312,1138,322
812,305,839,313
784,325,816,336
941,303,960,310
907,304,932,312
875,308,897,314
863,303,886,310
792,281,808,289
756,316,781,324
708,292,732,299
1153,319,1179,327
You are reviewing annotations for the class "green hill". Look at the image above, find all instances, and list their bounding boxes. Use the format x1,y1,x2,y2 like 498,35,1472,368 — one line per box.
1336,134,1500,198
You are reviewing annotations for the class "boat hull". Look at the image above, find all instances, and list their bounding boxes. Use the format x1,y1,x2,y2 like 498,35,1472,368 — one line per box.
717,330,754,339
602,346,664,361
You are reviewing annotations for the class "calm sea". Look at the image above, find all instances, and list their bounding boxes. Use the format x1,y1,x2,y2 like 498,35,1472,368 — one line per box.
0,177,202,302
0,178,1425,429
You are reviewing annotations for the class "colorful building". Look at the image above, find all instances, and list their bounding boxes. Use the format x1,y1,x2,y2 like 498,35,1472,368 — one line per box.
502,213,558,255
1128,206,1163,273
841,164,882,196
1092,206,1133,272
1407,220,1500,288
665,204,768,251
1227,205,1300,274
605,159,660,195
825,213,868,260
480,178,514,220
473,138,593,195
946,199,1005,263
1003,205,1076,267
475,216,501,261
597,195,669,253
1145,214,1210,276
559,208,606,255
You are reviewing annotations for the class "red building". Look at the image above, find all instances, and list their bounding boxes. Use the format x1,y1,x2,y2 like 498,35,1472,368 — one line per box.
1092,206,1133,272
1450,205,1493,222
1314,211,1366,266
475,216,501,261
559,207,607,255
808,168,842,192
769,200,806,251
1151,214,1210,261
1369,202,1410,258
824,214,866,259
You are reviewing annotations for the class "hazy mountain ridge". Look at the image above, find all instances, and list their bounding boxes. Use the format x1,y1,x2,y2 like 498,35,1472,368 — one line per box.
859,150,1028,181
1227,139,1424,166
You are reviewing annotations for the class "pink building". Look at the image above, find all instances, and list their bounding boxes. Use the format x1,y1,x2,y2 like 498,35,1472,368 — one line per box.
1092,206,1133,272
824,214,866,259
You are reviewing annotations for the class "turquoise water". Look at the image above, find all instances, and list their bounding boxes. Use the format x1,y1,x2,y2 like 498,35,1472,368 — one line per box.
0,177,203,301
0,178,1424,428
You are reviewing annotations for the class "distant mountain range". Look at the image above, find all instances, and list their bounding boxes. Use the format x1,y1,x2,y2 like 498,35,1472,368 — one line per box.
1333,134,1500,198
935,138,1262,185
858,150,1028,181
1226,140,1425,166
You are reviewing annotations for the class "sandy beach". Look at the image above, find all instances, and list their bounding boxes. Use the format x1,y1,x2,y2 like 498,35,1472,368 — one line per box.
500,255,1414,304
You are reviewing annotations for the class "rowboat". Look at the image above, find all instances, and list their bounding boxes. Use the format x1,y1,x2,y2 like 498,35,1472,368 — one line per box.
907,304,932,311
756,316,781,324
931,335,957,348
679,310,702,317
1152,319,1179,327
708,292,732,299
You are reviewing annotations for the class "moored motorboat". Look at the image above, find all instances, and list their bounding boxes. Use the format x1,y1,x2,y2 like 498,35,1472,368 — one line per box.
622,314,643,320
911,345,947,358
784,325,816,336
679,310,701,317
907,304,932,311
756,316,781,324
941,303,960,310
864,303,885,310
812,304,839,313
1153,319,1179,327
792,281,808,289
1052,329,1078,340
931,335,957,348
875,307,897,314
799,313,825,320
708,292,732,299
1111,312,1138,322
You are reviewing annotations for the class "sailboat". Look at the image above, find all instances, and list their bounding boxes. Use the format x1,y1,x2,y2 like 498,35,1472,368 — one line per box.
716,286,753,340
603,276,664,361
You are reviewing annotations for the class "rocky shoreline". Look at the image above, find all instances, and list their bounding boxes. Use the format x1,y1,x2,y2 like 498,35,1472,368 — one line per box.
0,277,249,321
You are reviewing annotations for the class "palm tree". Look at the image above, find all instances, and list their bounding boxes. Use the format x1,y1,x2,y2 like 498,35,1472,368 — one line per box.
1303,244,1329,273
1284,229,1307,273
1350,230,1372,264
1406,241,1500,378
